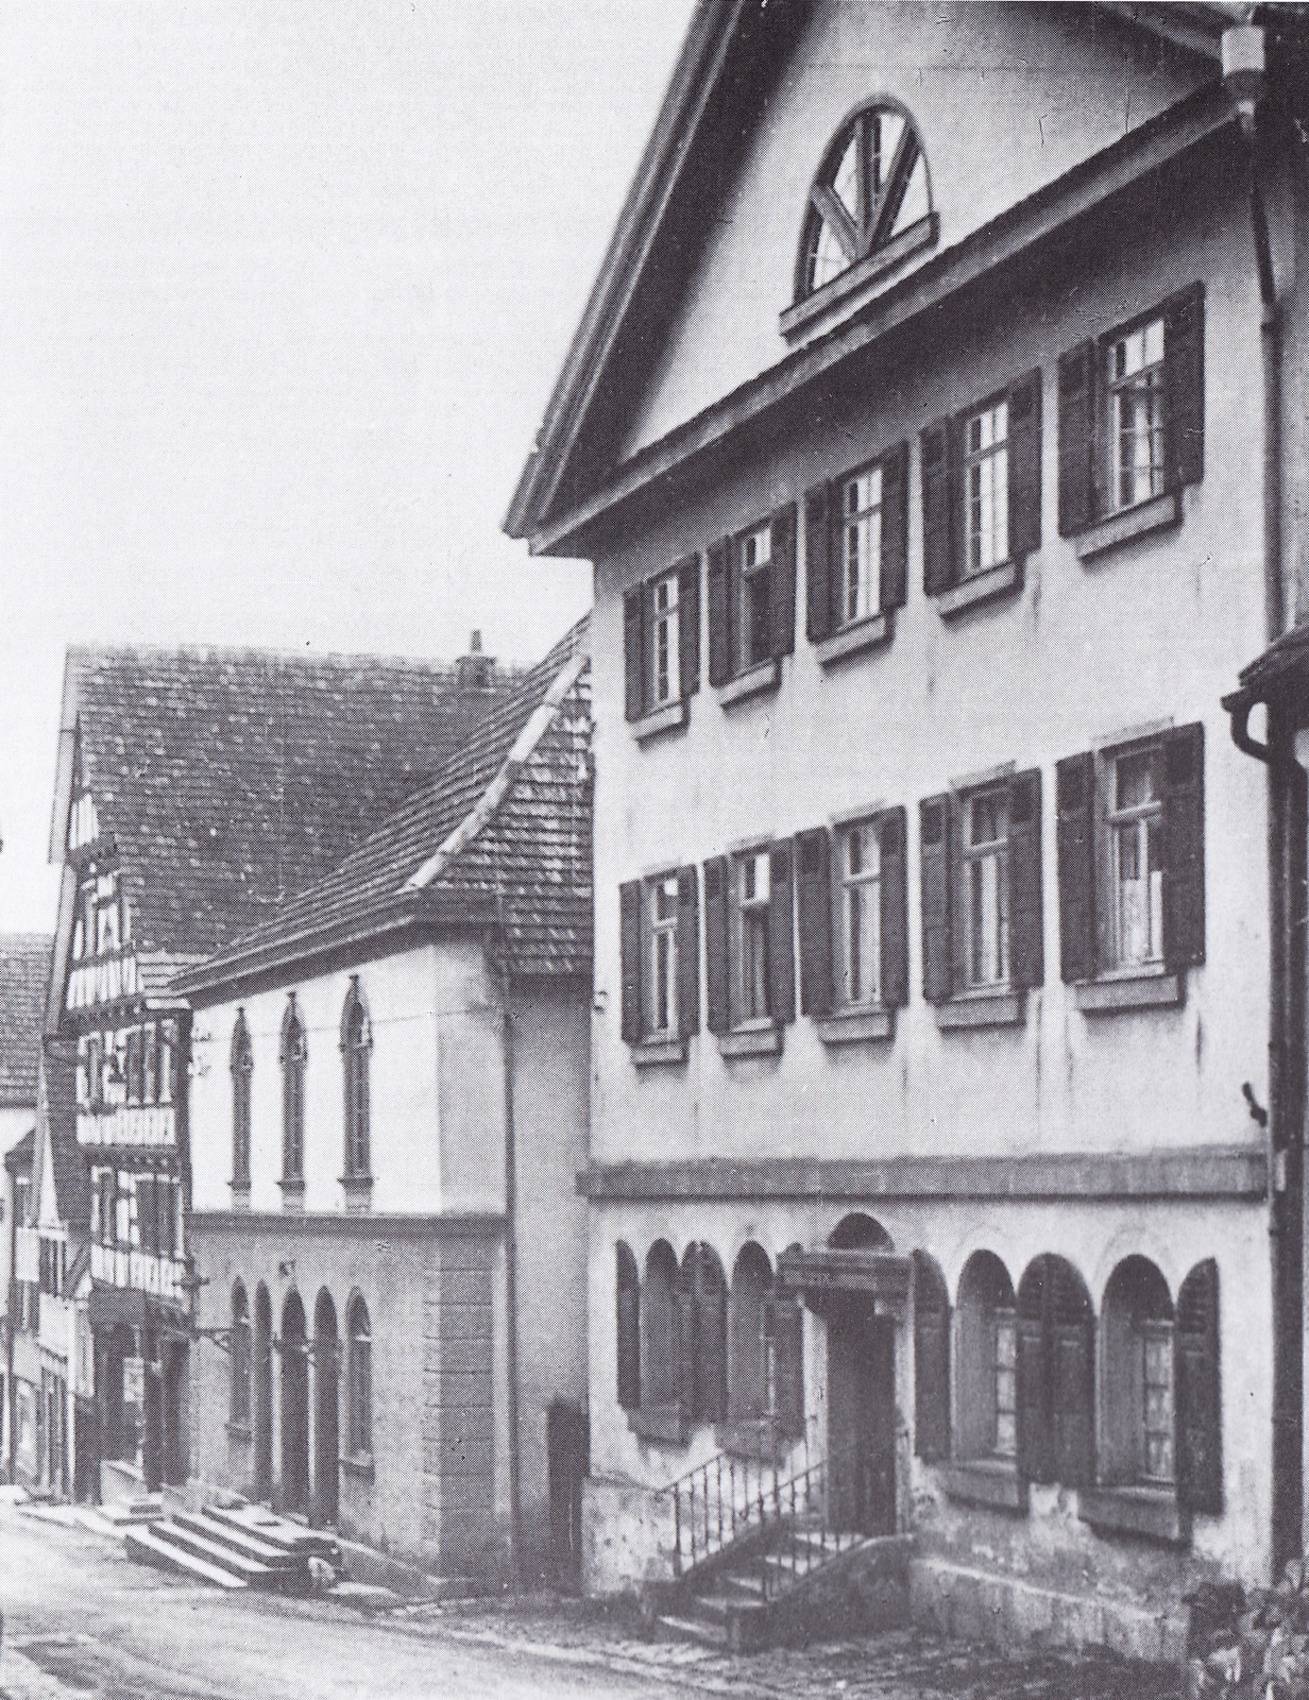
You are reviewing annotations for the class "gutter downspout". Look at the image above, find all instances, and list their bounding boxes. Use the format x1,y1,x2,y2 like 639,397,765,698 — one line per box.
497,941,523,1590
1223,19,1304,1575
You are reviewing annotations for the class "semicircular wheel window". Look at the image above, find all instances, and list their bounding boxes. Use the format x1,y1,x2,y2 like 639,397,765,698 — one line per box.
798,103,931,300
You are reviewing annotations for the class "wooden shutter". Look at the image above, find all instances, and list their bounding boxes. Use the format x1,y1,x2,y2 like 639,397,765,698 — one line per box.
1008,769,1044,989
707,538,732,687
1164,281,1205,491
678,1287,697,1416
770,503,797,659
1163,721,1205,971
1056,752,1096,984
879,807,909,1008
1017,1314,1052,1483
1176,1258,1222,1515
1057,341,1099,536
879,441,909,612
920,794,953,1003
913,1253,950,1463
697,1264,728,1422
1007,369,1043,560
768,840,796,1023
804,481,833,643
771,1299,804,1438
921,418,956,595
1052,1322,1094,1488
623,588,645,722
678,554,700,698
676,865,699,1038
949,792,967,997
619,881,643,1043
138,1178,156,1256
795,828,833,1017
704,856,730,1034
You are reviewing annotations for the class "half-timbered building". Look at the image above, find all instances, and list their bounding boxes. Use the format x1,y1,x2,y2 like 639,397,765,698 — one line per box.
44,641,519,1501
507,0,1309,1658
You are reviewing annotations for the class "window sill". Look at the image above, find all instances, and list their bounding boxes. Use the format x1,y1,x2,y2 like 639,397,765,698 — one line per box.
278,1178,305,1213
935,991,1025,1031
718,1021,784,1059
228,1185,250,1212
1073,491,1181,562
934,559,1022,621
630,698,688,743
1073,974,1182,1014
631,1037,688,1069
225,1421,252,1443
1078,1485,1189,1546
339,1174,374,1213
815,613,892,669
716,658,780,709
627,1404,689,1445
780,212,939,340
340,1451,375,1482
815,1007,895,1045
941,1460,1028,1514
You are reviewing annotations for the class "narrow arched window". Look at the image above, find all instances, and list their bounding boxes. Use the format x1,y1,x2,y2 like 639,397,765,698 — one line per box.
681,1243,727,1424
1101,1257,1174,1488
1016,1254,1095,1489
230,1282,251,1427
643,1243,680,1410
341,981,371,1180
957,1251,1017,1464
729,1243,773,1421
347,1294,372,1457
616,1243,640,1411
280,997,306,1184
231,1011,253,1189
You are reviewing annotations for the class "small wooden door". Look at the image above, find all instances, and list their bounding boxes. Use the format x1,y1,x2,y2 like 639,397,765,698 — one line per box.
826,1298,896,1536
547,1401,589,1589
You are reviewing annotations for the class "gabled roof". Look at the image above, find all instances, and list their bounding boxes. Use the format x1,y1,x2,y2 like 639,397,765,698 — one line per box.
175,617,592,996
504,1,1276,556
49,645,525,962
0,935,51,1107
5,1125,34,1175
33,1046,88,1229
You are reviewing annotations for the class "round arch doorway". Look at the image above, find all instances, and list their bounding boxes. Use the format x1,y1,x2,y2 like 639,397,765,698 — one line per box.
313,1289,339,1526
280,1291,309,1516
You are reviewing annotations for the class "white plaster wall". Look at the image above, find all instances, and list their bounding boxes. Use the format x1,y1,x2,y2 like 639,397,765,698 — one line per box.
189,944,445,1215
588,1193,1271,1586
0,1103,35,1300
593,190,1269,1179
625,1,1210,456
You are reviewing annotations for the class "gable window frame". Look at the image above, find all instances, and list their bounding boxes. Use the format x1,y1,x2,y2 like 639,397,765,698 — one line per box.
1058,282,1204,556
624,554,700,738
707,506,797,701
1057,722,1203,1010
921,370,1042,617
920,770,1043,1026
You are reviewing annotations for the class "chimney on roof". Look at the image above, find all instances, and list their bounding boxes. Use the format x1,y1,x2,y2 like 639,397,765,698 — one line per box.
458,629,495,694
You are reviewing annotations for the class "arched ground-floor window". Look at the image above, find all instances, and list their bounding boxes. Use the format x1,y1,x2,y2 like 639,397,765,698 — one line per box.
955,1251,1017,1464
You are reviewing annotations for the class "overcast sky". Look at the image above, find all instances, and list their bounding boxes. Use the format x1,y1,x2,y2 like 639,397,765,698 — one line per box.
0,0,694,934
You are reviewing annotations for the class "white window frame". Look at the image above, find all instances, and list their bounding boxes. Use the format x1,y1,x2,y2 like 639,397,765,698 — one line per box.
963,398,1009,576
646,872,680,1037
993,1307,1017,1460
839,463,884,627
650,572,680,709
732,848,772,1023
1107,313,1166,514
738,525,773,673
1105,742,1165,972
961,788,1010,990
836,818,882,1008
1140,1318,1175,1485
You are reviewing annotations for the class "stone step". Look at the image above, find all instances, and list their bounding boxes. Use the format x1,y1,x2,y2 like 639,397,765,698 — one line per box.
656,1613,730,1651
205,1504,341,1565
124,1526,248,1590
152,1521,278,1583
172,1511,298,1570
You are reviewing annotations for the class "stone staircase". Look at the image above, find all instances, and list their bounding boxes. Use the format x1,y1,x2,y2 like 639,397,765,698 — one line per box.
654,1451,912,1651
125,1503,344,1593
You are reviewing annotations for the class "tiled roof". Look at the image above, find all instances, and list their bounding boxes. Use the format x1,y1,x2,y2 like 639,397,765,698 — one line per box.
57,646,525,959
0,936,51,1107
4,1125,34,1174
44,1049,88,1227
177,617,592,990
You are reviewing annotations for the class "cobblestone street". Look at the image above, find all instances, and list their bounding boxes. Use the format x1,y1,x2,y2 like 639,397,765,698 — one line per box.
0,1495,1179,1699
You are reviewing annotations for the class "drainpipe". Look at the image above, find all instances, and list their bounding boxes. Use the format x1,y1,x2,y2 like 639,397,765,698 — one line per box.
496,942,523,1590
1222,19,1304,1575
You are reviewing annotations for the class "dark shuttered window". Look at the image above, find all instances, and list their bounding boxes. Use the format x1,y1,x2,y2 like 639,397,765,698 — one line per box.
623,556,701,724
680,1244,727,1424
800,808,908,1019
1176,1258,1221,1515
1008,770,1044,989
879,808,910,1008
1056,724,1204,983
619,870,700,1049
804,441,908,646
796,828,833,1017
919,794,953,1004
1058,283,1203,535
913,1252,951,1464
1016,1255,1095,1489
676,866,700,1039
767,841,796,1025
704,856,730,1034
706,507,797,683
616,1243,640,1412
619,881,642,1043
921,370,1042,596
